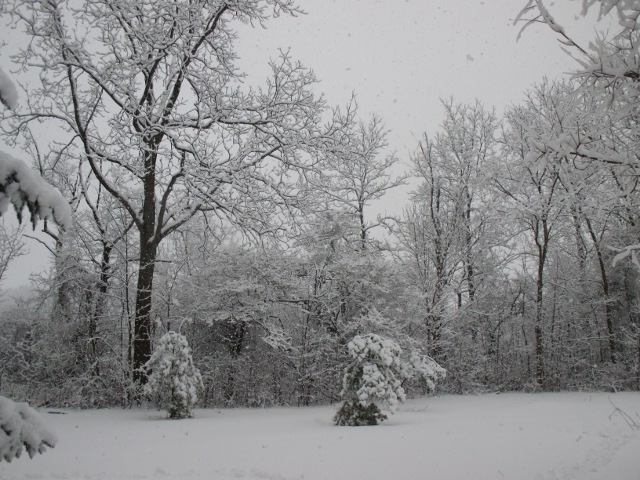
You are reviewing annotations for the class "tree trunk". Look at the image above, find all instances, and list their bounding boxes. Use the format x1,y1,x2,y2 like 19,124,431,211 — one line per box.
584,217,616,363
88,242,112,374
464,194,476,303
636,327,640,391
535,262,545,386
358,199,366,249
427,256,447,358
132,156,159,383
534,220,549,388
133,237,158,383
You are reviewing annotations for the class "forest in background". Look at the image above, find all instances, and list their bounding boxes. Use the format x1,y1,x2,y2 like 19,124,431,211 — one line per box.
1,0,640,409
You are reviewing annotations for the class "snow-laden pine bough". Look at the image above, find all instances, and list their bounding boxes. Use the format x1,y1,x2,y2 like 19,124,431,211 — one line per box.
0,395,58,462
334,333,446,426
0,66,71,230
0,151,72,230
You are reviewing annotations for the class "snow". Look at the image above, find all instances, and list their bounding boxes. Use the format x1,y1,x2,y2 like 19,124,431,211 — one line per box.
0,151,72,229
2,392,639,480
0,66,19,110
0,395,58,463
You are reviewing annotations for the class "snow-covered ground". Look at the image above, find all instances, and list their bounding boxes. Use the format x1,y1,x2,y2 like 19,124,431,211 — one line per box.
3,392,639,480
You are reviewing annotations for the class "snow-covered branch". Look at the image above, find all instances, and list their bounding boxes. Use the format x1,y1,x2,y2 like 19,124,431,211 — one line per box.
0,66,19,110
0,151,72,229
0,395,58,463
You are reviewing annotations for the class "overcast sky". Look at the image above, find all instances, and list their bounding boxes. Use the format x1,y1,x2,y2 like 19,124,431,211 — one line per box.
1,0,607,287
235,0,603,153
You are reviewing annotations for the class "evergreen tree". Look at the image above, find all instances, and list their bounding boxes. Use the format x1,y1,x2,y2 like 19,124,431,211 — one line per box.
334,333,407,426
144,332,203,419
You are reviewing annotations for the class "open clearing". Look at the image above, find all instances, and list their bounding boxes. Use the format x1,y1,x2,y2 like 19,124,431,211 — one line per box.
3,392,640,480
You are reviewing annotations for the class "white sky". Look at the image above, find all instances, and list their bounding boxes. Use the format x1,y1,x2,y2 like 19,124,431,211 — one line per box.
1,0,608,287
235,0,603,155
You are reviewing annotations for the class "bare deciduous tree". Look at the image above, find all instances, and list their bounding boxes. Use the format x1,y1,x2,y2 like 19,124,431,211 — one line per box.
310,100,405,248
1,0,326,382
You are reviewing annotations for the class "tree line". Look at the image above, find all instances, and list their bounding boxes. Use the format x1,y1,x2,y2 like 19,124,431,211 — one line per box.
0,0,639,408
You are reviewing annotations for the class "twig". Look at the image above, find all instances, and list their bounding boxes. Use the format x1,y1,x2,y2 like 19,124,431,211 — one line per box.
609,398,640,431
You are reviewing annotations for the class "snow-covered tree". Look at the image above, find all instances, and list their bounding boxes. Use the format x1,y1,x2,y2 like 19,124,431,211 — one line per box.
144,331,203,419
498,81,572,387
1,0,327,385
0,395,57,463
395,100,501,367
334,333,406,426
307,100,406,248
517,1,640,260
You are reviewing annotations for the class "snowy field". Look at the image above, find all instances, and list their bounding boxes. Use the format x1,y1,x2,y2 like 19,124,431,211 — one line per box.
3,392,640,480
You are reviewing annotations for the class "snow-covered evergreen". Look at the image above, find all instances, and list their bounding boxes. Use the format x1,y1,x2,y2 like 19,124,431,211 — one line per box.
335,332,446,426
0,395,57,462
335,333,407,426
144,331,203,419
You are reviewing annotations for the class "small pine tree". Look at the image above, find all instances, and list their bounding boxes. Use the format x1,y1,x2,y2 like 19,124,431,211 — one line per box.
334,333,406,426
144,331,203,419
